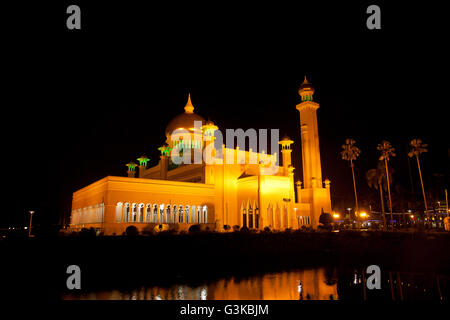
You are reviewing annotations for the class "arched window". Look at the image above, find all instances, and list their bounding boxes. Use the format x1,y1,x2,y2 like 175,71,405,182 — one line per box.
275,205,281,229
172,205,177,223
178,205,184,223
191,206,196,223
115,202,123,222
159,204,164,223
185,205,190,223
197,206,202,223
138,203,144,222
267,204,274,228
87,206,93,224
124,203,130,222
83,207,88,224
153,204,158,223
248,204,253,228
284,204,288,228
255,206,260,229
93,204,99,223
146,204,151,222
202,206,208,223
166,205,171,223
131,203,137,222
242,206,247,228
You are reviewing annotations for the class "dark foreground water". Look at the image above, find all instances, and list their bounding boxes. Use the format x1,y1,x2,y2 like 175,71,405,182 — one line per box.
63,266,449,300
3,231,449,300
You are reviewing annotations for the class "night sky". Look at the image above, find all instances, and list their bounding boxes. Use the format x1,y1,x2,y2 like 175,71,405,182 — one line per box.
2,1,448,227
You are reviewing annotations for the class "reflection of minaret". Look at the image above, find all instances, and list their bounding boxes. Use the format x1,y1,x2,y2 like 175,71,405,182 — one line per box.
296,76,332,228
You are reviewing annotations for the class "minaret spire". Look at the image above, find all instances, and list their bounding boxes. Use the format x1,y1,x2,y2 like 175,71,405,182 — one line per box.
184,93,194,114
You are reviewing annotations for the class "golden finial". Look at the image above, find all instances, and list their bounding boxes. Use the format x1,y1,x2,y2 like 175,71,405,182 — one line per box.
184,93,194,113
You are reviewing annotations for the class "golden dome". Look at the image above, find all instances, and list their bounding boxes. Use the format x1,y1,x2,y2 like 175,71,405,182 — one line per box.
165,94,205,136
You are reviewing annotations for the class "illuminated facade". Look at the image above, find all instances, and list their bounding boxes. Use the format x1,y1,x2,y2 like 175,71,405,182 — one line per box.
69,78,332,235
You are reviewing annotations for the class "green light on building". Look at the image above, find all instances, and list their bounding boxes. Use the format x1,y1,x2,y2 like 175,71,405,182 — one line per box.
137,155,150,167
126,161,138,172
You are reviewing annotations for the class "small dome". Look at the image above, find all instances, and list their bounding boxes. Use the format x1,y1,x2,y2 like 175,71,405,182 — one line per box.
279,135,294,145
298,76,315,96
165,94,205,136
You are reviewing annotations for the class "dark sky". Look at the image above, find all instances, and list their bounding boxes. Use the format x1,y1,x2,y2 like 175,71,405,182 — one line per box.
2,1,448,227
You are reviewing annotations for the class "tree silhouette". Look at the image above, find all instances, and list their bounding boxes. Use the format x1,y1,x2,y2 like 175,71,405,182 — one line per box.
377,141,396,227
408,139,428,214
341,139,361,216
366,161,390,229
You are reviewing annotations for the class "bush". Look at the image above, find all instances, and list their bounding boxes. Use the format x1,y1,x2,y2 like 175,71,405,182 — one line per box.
232,225,240,232
125,225,139,237
223,225,231,231
319,212,333,230
188,224,201,233
80,227,96,238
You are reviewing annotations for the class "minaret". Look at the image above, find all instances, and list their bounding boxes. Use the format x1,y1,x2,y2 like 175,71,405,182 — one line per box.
126,161,137,178
137,155,150,178
296,180,302,202
279,135,294,176
297,76,322,188
158,144,171,180
296,76,331,228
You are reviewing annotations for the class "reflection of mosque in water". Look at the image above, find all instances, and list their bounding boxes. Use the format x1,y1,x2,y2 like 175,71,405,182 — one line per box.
64,267,339,300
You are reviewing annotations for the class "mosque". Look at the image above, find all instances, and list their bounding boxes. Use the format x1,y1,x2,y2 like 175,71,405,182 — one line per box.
69,77,332,235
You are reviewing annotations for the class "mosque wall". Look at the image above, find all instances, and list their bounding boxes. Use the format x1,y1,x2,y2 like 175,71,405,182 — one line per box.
71,176,215,235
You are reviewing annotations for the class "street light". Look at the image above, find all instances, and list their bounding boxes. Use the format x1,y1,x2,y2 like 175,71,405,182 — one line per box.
28,211,35,237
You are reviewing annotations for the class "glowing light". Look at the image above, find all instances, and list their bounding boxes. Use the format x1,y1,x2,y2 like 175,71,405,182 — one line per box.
332,213,340,219
360,212,368,218
201,288,207,300
297,281,303,293
137,155,150,167
126,161,138,172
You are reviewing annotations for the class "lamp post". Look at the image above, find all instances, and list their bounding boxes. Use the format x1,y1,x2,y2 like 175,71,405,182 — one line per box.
28,211,35,237
346,207,352,226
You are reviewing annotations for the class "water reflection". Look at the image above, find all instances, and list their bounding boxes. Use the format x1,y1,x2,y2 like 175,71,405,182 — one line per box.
63,267,449,301
64,268,338,300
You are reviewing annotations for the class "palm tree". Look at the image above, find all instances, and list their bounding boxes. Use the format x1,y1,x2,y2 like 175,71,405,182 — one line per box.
366,161,389,229
408,139,428,214
377,141,396,228
341,139,361,217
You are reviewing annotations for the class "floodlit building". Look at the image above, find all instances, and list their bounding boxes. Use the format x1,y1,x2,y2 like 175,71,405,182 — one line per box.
69,77,332,235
